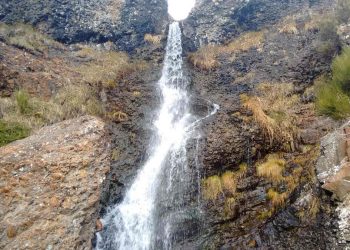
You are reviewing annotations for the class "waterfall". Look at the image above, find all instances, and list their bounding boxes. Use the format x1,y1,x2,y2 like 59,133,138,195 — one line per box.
96,21,218,250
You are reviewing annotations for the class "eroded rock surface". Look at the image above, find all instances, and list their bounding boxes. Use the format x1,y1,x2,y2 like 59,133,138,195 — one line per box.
0,0,168,52
0,116,110,250
316,122,350,245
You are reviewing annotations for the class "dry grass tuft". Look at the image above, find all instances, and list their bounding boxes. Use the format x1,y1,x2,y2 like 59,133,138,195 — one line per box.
144,34,162,45
267,188,288,208
76,46,148,88
221,171,237,195
224,197,236,216
110,111,128,122
54,83,104,119
202,165,248,201
202,175,223,201
241,94,276,144
278,16,299,34
309,196,320,219
241,83,299,150
0,23,61,53
256,154,286,184
0,84,104,146
224,31,265,53
189,31,265,70
188,45,220,71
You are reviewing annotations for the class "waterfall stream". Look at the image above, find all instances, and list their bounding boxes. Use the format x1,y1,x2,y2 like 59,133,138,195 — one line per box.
96,21,218,250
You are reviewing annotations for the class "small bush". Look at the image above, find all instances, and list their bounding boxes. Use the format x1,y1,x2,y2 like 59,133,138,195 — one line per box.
0,120,30,146
316,18,340,56
315,78,350,119
15,90,31,114
315,48,350,119
332,47,350,94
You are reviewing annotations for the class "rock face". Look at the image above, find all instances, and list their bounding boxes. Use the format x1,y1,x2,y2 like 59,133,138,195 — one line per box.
316,123,350,244
183,0,332,50
0,0,168,52
0,116,110,250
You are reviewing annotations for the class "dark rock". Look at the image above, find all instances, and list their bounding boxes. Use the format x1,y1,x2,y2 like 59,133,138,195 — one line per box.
0,0,169,52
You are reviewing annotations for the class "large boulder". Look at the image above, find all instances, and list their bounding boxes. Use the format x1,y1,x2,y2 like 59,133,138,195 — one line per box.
0,116,110,249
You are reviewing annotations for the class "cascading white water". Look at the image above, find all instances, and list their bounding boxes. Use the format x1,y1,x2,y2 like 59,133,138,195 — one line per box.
96,22,197,250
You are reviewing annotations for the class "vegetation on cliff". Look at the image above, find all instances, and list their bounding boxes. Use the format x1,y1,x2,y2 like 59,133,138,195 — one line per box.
316,47,350,119
0,23,151,147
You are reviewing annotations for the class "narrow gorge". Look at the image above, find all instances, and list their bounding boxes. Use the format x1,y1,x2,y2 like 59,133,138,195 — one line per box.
1,0,350,249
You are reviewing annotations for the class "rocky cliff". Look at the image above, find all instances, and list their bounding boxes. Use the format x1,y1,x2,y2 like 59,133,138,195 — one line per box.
0,0,168,52
1,0,350,249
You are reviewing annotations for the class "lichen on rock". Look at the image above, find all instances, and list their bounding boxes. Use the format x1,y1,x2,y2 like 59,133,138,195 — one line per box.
0,116,110,249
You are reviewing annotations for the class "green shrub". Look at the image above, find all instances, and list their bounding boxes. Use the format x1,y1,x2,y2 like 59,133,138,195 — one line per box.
315,47,350,119
15,90,31,114
315,77,350,119
332,47,350,94
316,18,340,56
0,120,30,146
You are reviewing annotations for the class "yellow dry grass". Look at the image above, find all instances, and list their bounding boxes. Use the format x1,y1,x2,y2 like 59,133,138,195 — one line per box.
189,31,265,70
221,171,237,195
304,12,327,31
256,154,286,184
76,46,148,88
267,188,288,208
202,175,223,201
278,16,299,34
223,31,265,53
224,197,236,216
241,83,299,150
0,84,104,133
0,23,62,53
188,45,220,71
241,94,276,144
144,34,162,45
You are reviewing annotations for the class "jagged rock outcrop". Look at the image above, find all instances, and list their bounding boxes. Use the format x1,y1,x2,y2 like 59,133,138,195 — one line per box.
0,116,110,250
0,0,168,52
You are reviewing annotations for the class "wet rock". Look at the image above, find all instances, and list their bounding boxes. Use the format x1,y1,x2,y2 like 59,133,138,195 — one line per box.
0,116,110,249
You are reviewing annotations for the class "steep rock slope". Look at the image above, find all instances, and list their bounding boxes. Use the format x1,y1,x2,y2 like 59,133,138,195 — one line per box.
0,0,168,52
183,0,332,50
